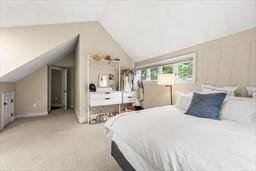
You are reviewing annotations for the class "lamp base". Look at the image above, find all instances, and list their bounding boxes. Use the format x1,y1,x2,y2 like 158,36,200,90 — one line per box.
165,85,173,105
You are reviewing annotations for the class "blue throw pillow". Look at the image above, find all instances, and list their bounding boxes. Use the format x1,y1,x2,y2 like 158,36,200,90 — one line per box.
185,92,226,120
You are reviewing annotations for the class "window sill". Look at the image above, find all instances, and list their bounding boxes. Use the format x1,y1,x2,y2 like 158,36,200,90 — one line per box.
142,80,194,85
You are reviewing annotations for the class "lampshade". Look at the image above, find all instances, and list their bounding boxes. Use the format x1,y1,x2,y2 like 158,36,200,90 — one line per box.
157,74,174,85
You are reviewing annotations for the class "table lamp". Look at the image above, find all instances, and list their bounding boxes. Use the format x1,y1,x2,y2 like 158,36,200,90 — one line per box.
157,74,174,105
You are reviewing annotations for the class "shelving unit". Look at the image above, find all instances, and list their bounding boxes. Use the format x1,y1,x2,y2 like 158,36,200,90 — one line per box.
87,55,121,124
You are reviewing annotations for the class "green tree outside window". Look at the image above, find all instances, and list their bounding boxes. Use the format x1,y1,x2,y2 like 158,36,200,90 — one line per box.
178,60,193,80
162,65,173,74
141,69,148,80
150,67,158,80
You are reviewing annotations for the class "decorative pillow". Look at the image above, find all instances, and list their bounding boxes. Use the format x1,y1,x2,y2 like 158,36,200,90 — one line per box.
185,92,227,120
175,93,193,111
247,86,256,98
221,97,256,124
234,87,249,97
201,84,237,96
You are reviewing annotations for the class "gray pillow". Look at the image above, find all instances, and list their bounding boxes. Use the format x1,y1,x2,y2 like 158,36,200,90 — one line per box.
185,92,227,120
234,87,249,97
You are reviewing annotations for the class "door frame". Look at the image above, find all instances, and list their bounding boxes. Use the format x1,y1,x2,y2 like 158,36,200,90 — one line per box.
62,68,68,110
48,66,68,112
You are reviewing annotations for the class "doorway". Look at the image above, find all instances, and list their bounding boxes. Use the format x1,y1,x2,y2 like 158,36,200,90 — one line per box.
48,66,68,112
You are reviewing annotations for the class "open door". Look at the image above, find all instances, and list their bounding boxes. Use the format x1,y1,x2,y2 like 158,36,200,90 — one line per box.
62,68,68,110
49,66,68,111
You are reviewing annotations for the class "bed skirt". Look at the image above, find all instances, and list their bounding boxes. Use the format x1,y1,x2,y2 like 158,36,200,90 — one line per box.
111,141,136,171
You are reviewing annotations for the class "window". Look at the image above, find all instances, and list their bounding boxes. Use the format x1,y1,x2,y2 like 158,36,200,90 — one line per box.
177,60,193,81
150,67,159,80
136,53,196,83
162,65,173,74
141,69,148,80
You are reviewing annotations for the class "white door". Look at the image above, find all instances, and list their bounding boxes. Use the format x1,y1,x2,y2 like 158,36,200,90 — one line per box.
2,93,14,127
10,93,14,121
62,68,68,110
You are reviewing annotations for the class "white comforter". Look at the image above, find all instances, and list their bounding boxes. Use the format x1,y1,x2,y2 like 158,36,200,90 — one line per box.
105,106,256,171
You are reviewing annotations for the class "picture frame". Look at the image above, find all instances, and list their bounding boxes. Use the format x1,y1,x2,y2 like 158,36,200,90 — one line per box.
98,75,109,87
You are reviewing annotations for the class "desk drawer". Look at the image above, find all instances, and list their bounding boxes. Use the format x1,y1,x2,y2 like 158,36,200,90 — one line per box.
90,92,122,99
90,97,122,107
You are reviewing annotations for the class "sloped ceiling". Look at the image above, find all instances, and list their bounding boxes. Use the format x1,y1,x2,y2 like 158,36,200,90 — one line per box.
0,37,78,82
0,1,255,61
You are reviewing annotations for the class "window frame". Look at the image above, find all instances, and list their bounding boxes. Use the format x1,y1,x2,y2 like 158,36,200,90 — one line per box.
136,53,196,85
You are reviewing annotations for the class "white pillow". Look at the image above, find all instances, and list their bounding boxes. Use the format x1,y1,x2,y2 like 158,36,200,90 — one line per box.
201,84,237,96
221,97,256,124
175,93,193,111
247,86,256,98
251,113,256,125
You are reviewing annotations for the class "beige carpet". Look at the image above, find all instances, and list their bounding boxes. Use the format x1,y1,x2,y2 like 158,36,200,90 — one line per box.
0,110,122,171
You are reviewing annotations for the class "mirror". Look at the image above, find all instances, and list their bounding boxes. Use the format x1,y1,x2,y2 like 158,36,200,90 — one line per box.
98,75,109,87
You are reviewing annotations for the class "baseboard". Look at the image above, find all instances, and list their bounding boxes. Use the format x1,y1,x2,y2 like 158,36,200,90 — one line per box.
51,103,63,107
78,115,87,123
74,108,87,123
16,111,48,118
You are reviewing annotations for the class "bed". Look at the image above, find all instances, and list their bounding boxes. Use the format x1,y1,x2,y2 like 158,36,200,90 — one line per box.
105,105,256,171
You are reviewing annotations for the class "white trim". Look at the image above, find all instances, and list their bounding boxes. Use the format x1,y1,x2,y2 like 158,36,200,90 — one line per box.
136,52,196,69
87,55,90,123
74,108,80,123
174,56,197,84
1,93,5,129
78,115,86,123
137,52,197,84
142,80,195,85
16,111,48,118
74,108,87,123
0,93,4,129
48,66,68,112
49,66,63,71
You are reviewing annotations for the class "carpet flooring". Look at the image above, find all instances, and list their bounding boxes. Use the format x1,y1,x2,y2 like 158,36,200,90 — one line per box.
0,109,122,171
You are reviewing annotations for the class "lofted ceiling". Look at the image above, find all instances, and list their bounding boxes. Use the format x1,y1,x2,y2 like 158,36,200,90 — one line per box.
0,37,78,82
0,1,255,61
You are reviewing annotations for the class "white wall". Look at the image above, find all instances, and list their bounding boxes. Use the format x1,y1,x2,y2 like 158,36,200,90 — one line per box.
136,28,256,108
15,66,48,117
1,22,134,122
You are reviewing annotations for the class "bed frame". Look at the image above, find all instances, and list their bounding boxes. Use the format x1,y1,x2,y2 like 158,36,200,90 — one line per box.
111,141,136,171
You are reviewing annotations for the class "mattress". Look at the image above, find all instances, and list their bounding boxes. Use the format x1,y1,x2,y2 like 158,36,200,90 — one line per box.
105,106,256,171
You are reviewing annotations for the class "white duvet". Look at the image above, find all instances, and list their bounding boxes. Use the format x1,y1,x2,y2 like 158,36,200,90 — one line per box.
105,106,256,171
